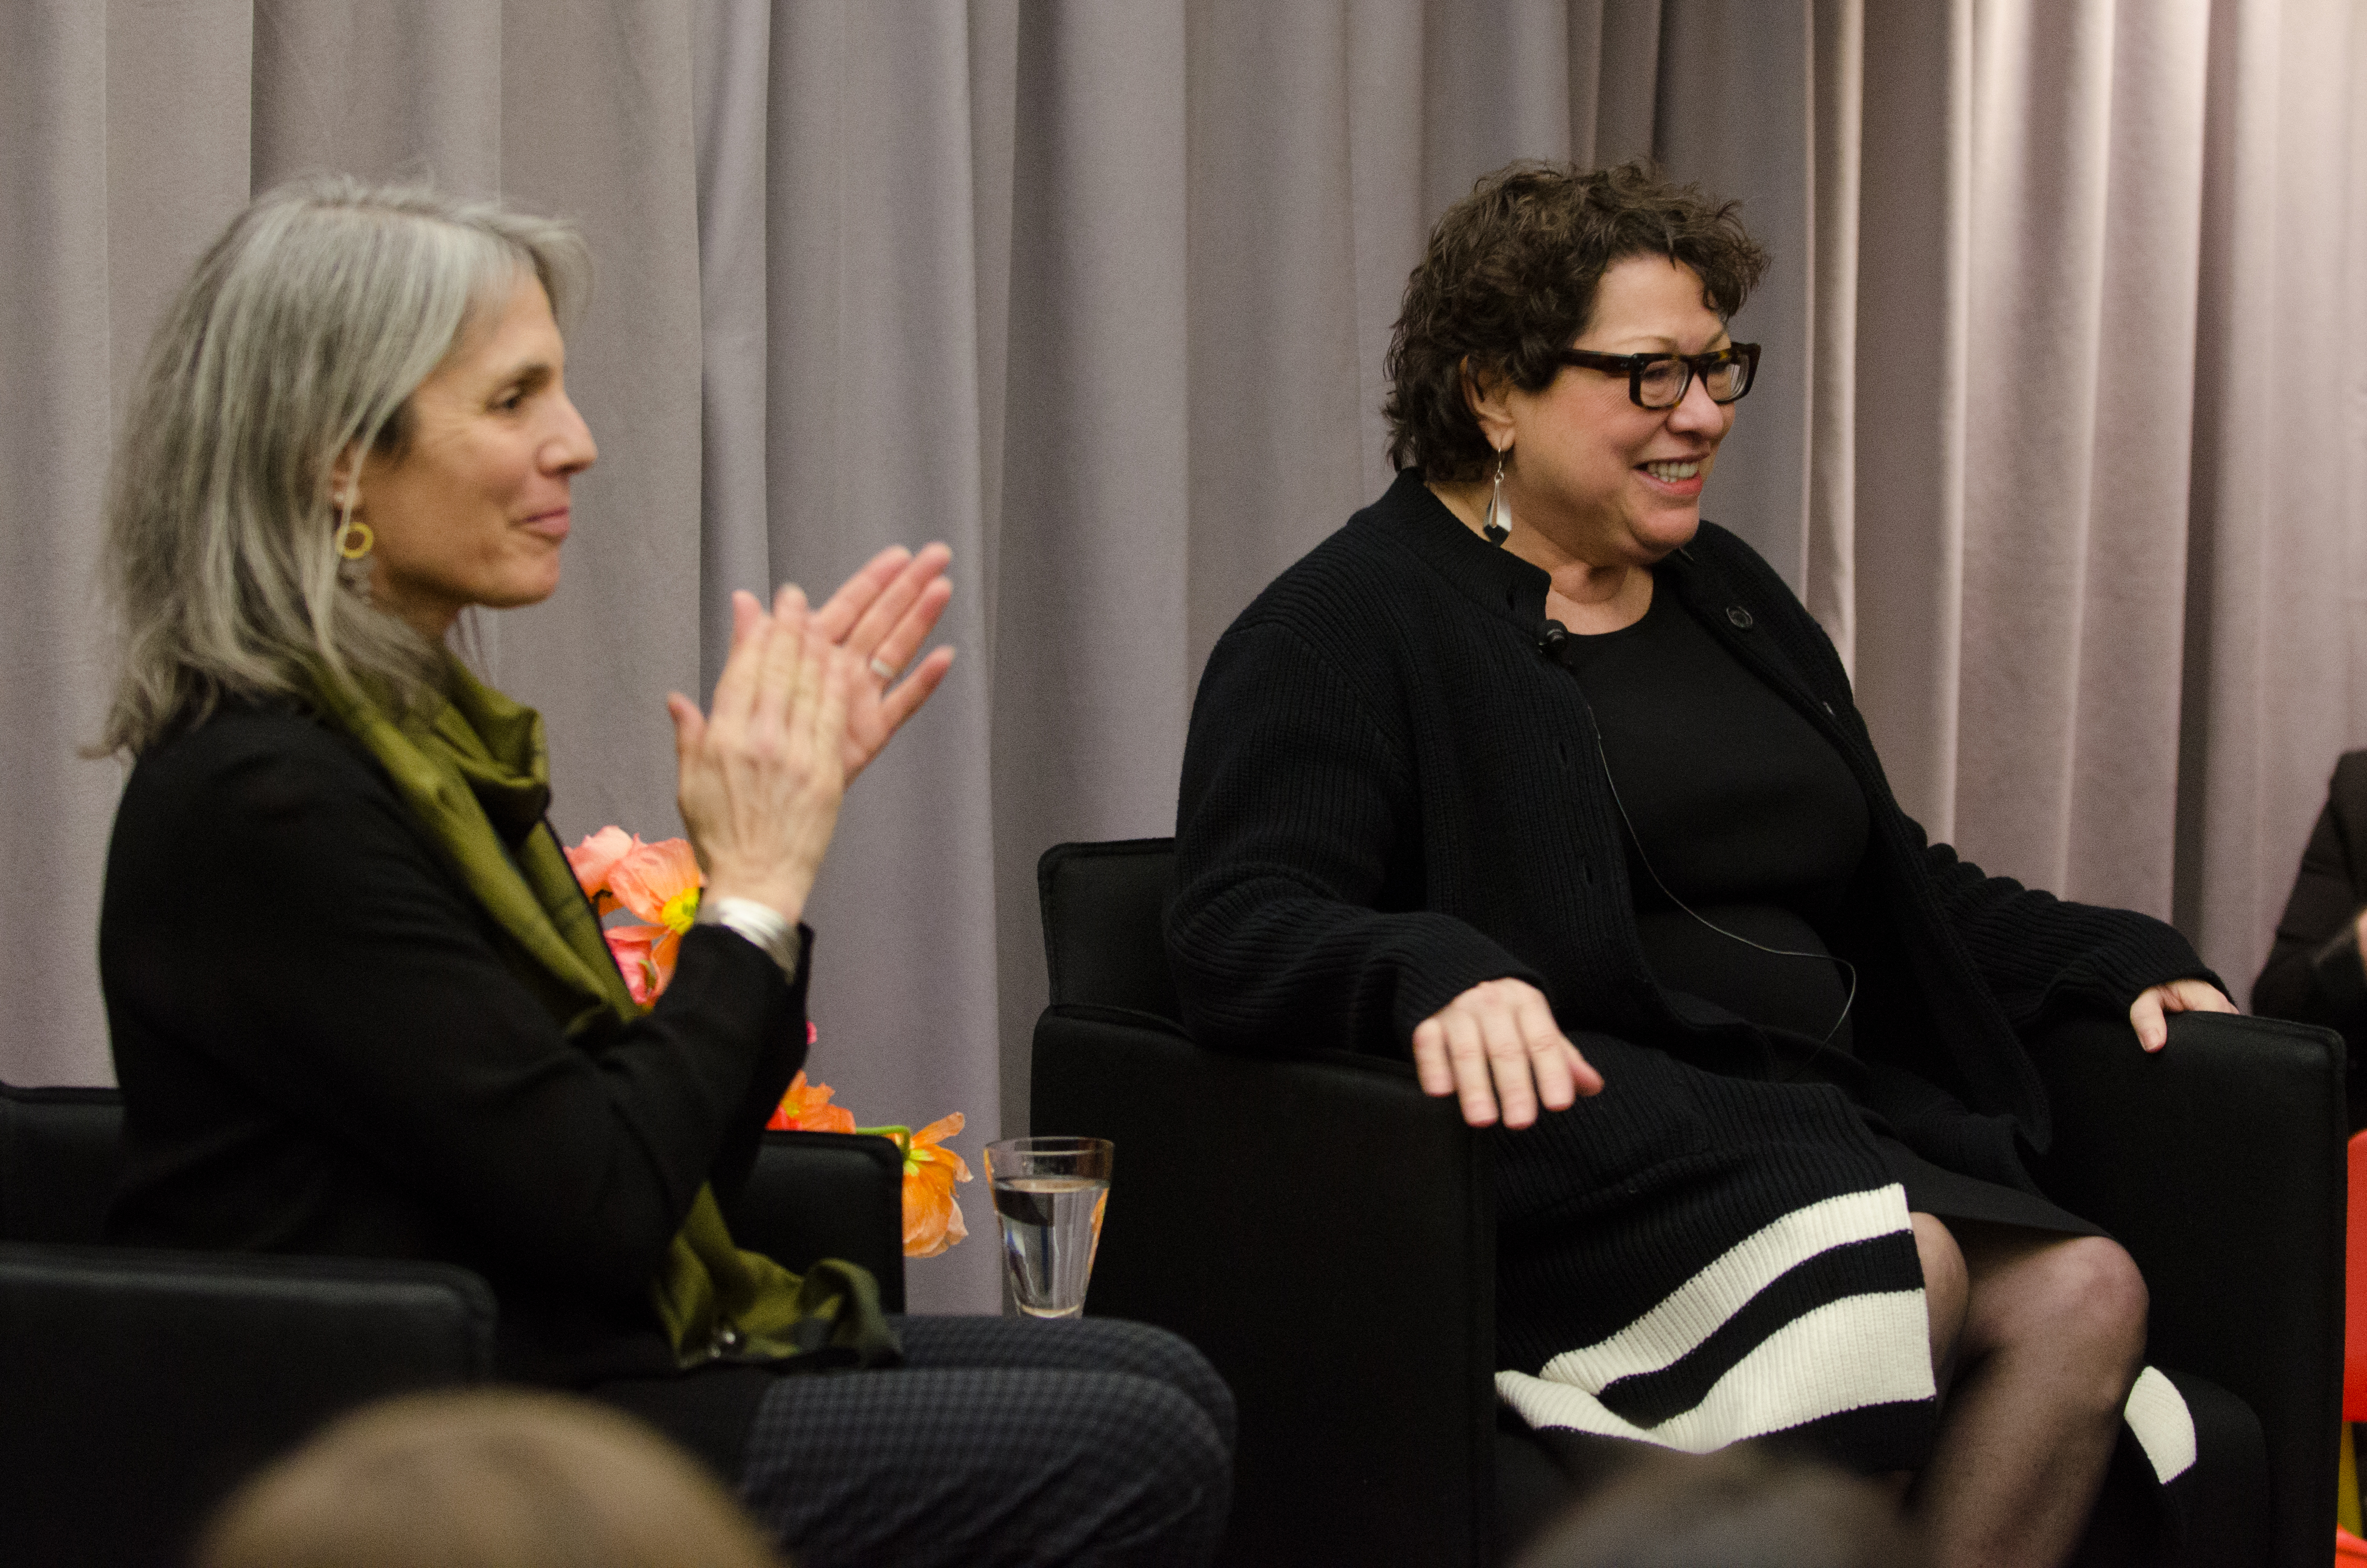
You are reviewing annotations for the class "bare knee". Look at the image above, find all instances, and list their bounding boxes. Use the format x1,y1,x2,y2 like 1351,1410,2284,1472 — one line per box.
1911,1212,1969,1375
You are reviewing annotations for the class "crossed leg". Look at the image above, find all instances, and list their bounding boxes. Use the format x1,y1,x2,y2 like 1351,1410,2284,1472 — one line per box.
734,1317,1233,1568
1904,1212,2148,1568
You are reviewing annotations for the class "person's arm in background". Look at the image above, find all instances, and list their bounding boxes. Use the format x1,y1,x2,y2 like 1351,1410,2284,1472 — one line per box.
2252,752,2367,1074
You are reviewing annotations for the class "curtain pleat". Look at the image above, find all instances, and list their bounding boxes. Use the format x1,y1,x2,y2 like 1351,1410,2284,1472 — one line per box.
1954,2,2206,915
1805,0,1861,667
1657,0,1815,587
2175,0,2367,989
4,0,2363,1311
1852,0,1973,839
750,3,1016,1308
0,3,120,1093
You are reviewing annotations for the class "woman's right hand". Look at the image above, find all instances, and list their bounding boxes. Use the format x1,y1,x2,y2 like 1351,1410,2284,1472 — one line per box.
666,585,855,924
808,543,958,784
1412,978,1604,1129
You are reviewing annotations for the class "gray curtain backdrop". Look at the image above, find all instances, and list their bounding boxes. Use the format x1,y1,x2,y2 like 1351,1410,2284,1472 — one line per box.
4,0,2361,1311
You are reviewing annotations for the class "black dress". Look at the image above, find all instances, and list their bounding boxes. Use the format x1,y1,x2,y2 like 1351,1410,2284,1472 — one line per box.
1168,471,2218,1467
1559,581,2098,1239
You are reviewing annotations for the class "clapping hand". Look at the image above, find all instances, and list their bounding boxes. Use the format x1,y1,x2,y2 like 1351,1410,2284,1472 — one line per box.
662,546,953,922
666,587,852,924
809,543,957,782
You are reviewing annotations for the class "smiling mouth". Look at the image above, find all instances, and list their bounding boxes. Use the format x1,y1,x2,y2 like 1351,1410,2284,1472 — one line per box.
1642,460,1701,482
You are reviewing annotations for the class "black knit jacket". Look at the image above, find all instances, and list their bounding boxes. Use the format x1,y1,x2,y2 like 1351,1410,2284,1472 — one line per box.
1169,471,2218,1194
102,701,810,1470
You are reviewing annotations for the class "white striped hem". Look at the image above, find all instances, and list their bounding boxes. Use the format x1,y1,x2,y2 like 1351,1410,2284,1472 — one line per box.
1499,1290,1936,1451
1533,1184,1918,1390
2123,1367,2196,1484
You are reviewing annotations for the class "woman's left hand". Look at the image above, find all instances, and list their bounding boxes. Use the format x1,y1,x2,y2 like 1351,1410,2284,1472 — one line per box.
810,544,958,782
2127,979,2238,1052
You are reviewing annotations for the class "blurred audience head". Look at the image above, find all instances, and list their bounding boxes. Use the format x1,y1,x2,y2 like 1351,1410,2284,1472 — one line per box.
1514,1444,1919,1568
190,1389,787,1568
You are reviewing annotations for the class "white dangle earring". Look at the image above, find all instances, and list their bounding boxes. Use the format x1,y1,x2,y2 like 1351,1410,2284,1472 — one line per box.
1482,445,1511,546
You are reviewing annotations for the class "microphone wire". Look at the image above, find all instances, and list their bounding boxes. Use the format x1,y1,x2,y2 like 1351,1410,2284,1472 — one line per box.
1549,625,1857,1081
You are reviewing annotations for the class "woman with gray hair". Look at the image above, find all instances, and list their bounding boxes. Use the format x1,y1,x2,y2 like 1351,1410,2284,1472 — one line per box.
95,178,1230,1568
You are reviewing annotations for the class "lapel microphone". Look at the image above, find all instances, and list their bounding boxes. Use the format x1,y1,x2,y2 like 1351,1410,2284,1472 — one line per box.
1538,620,1572,663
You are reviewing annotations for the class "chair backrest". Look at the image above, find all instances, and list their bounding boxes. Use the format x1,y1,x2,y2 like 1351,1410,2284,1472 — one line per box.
0,1082,124,1244
1036,838,1182,1022
1,1244,495,1568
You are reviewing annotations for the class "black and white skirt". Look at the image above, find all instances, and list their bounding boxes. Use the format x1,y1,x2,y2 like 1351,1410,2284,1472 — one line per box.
1485,1032,2196,1497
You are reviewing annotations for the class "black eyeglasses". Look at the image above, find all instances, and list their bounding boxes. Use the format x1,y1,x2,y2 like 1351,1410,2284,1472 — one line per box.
1554,343,1761,409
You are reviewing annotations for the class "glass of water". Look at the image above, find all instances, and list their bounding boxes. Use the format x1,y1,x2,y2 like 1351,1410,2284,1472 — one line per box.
984,1136,1113,1319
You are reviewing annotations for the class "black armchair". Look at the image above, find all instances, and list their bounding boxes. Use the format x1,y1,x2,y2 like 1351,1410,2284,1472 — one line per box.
1030,837,2345,1568
0,1080,906,1568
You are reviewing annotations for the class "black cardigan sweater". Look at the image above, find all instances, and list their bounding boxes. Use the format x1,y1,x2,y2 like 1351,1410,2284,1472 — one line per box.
1169,472,2216,1192
101,702,809,1420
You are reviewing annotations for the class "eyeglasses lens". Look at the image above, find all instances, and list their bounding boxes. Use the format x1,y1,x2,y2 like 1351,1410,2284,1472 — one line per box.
1634,353,1754,408
1636,361,1687,407
1702,354,1751,403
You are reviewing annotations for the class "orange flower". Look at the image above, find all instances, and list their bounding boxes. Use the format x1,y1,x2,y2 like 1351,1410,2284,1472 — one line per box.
609,838,703,927
602,838,704,1003
898,1113,972,1258
768,1070,856,1133
565,826,642,915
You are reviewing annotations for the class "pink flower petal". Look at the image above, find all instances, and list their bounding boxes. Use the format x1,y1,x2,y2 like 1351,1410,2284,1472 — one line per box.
565,827,641,899
603,924,665,1006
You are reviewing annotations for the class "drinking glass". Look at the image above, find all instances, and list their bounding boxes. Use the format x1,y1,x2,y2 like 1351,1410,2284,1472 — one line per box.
984,1136,1113,1319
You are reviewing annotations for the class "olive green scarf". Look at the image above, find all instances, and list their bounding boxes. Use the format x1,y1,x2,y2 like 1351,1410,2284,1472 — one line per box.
306,659,898,1371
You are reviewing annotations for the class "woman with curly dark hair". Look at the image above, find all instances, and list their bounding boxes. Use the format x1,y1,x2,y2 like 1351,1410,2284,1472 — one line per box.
1167,161,2233,1567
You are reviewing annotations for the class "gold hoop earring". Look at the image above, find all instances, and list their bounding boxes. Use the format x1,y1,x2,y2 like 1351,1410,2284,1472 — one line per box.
337,520,376,560
1482,446,1511,545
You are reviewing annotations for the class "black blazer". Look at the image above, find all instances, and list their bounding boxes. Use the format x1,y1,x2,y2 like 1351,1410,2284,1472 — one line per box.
100,702,811,1390
2254,748,2367,1126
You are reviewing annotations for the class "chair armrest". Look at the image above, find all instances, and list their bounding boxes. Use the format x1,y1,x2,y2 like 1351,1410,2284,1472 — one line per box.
1033,1005,1497,1568
2027,1010,2343,1568
0,1083,124,1243
722,1130,906,1313
0,1243,496,1568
